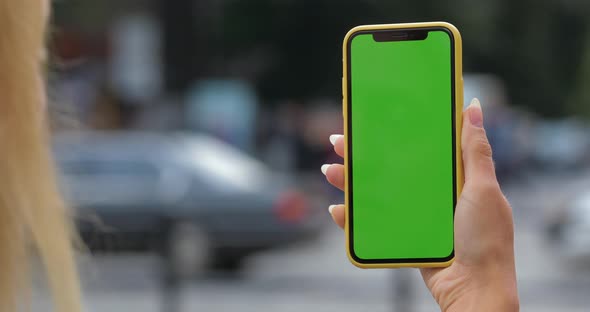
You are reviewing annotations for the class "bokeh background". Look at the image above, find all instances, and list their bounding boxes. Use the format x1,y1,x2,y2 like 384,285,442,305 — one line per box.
36,0,590,311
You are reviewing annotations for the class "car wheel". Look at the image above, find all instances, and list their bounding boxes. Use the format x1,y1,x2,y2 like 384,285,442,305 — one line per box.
165,221,210,279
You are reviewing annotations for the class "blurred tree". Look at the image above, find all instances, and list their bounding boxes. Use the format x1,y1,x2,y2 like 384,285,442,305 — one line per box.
219,0,590,117
566,2,590,118
159,0,197,91
490,0,587,117
55,0,590,118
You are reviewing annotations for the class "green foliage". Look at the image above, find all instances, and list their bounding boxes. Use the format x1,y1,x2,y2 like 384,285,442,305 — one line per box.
219,0,590,117
55,0,590,117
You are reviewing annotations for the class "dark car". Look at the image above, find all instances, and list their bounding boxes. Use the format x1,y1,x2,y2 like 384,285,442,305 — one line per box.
54,132,325,276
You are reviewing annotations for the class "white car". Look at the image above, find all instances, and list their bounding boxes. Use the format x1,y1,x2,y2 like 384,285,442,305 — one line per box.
550,191,590,262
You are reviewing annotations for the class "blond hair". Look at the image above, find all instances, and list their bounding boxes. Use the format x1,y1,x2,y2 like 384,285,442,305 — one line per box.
0,0,81,311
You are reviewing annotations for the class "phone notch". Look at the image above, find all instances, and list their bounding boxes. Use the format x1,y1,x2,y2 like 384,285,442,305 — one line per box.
372,30,429,42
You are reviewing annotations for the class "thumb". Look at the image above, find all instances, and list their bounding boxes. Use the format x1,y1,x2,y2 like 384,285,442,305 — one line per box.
462,98,496,184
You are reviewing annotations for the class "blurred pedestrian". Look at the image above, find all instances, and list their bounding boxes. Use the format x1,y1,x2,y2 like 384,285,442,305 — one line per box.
0,1,81,311
323,99,519,311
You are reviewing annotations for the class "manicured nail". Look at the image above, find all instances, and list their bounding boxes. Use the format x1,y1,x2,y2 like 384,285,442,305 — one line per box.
329,134,342,145
468,98,483,128
321,164,330,175
328,205,337,214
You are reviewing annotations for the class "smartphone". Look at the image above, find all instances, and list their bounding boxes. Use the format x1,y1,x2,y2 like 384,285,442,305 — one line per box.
342,22,463,268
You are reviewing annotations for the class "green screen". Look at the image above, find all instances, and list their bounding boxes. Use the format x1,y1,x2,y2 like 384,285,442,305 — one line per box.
349,29,455,262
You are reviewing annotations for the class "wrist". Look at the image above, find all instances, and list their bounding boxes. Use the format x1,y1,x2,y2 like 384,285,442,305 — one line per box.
445,272,519,312
446,287,519,312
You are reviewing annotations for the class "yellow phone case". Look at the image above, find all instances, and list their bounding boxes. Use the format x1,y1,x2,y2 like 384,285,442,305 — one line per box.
342,22,464,269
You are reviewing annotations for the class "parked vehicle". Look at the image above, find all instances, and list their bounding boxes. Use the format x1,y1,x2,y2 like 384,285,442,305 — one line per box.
545,190,590,264
532,119,590,171
54,132,325,276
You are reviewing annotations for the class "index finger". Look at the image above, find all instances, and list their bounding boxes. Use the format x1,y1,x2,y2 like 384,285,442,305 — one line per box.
330,134,345,158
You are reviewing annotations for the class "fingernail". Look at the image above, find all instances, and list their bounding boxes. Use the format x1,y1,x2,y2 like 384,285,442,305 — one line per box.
468,98,483,128
328,205,337,214
321,164,330,175
329,134,342,145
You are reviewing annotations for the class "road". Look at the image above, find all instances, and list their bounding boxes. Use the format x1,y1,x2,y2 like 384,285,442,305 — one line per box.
32,169,590,311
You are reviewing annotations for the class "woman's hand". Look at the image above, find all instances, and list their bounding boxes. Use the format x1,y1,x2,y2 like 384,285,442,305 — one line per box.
322,99,519,312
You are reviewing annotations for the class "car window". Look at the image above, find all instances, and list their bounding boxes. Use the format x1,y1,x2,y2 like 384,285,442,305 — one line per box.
62,160,158,177
59,159,162,207
181,137,272,193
